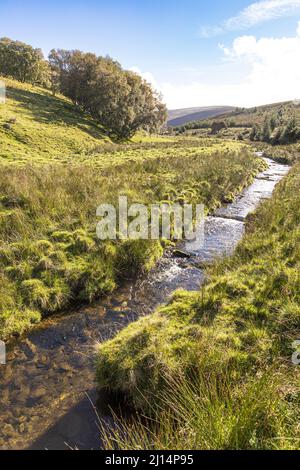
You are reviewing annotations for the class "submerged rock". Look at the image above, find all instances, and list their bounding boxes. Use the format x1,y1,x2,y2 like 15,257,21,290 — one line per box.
21,340,37,360
173,249,191,259
31,386,47,399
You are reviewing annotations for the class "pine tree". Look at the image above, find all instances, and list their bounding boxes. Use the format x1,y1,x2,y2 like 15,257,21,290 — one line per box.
262,119,271,143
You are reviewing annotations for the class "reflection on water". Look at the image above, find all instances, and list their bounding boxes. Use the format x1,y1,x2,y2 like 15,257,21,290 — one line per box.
0,158,290,450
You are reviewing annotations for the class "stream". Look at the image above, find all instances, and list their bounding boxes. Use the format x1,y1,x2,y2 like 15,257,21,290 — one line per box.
0,157,290,450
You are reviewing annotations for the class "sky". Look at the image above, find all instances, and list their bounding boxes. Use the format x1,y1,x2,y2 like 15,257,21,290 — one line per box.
1,0,300,109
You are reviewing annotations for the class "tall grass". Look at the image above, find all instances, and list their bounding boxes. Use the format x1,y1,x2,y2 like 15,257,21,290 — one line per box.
100,370,298,450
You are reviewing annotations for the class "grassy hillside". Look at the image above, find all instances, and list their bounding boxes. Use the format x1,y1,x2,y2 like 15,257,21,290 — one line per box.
183,101,299,129
97,157,300,450
167,106,234,126
0,79,264,339
0,77,110,164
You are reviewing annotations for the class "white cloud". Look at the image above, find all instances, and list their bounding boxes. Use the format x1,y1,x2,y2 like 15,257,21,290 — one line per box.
129,66,158,89
200,0,300,37
159,22,300,109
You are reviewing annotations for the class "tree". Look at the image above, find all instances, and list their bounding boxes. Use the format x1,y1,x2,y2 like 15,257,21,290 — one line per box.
210,121,227,135
48,49,167,140
270,115,277,131
280,117,298,144
262,119,271,143
0,38,50,86
250,124,260,141
91,69,167,139
271,127,283,145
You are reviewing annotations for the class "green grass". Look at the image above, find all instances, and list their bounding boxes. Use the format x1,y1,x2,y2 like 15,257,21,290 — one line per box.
0,80,264,339
0,77,112,164
255,142,300,164
101,371,296,450
2,76,297,449
96,156,300,450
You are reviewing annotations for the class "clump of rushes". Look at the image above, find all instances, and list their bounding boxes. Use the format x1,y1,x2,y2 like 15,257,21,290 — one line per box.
96,161,300,450
100,370,297,450
0,141,263,339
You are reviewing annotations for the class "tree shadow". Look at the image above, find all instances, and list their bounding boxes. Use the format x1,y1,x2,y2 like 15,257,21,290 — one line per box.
7,85,107,141
29,388,131,450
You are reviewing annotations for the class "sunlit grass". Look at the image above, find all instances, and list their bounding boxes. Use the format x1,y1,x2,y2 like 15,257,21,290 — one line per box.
100,370,299,450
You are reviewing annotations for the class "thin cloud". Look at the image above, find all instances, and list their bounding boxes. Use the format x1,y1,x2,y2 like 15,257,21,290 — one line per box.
160,22,300,108
200,0,300,37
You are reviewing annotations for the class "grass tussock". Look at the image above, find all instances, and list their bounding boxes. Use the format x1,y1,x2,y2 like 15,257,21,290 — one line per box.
101,371,298,450
96,159,300,450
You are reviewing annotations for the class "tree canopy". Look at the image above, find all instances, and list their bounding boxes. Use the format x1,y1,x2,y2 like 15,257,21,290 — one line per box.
49,49,167,140
0,39,167,140
0,38,50,87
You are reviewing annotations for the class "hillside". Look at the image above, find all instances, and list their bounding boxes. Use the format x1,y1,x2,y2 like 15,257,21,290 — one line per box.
174,101,300,131
167,106,234,126
172,100,300,148
0,77,110,164
213,101,300,128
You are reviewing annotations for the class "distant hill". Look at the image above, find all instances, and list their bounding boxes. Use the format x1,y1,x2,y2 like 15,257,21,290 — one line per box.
173,100,300,144
167,106,235,126
210,101,299,127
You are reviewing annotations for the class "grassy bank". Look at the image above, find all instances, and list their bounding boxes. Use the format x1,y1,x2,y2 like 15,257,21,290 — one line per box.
256,142,300,164
96,157,300,450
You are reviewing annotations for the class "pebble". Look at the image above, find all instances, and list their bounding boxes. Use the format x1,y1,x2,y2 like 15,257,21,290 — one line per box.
31,386,47,399
2,424,15,437
2,364,13,380
18,423,27,434
1,388,10,403
39,354,49,365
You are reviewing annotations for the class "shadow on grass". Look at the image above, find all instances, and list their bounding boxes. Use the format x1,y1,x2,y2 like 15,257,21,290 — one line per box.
6,86,108,141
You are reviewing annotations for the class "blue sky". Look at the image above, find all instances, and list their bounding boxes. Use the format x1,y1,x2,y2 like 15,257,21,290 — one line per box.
1,0,300,108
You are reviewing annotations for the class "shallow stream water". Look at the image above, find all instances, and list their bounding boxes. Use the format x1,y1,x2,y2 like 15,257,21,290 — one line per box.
0,157,290,450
